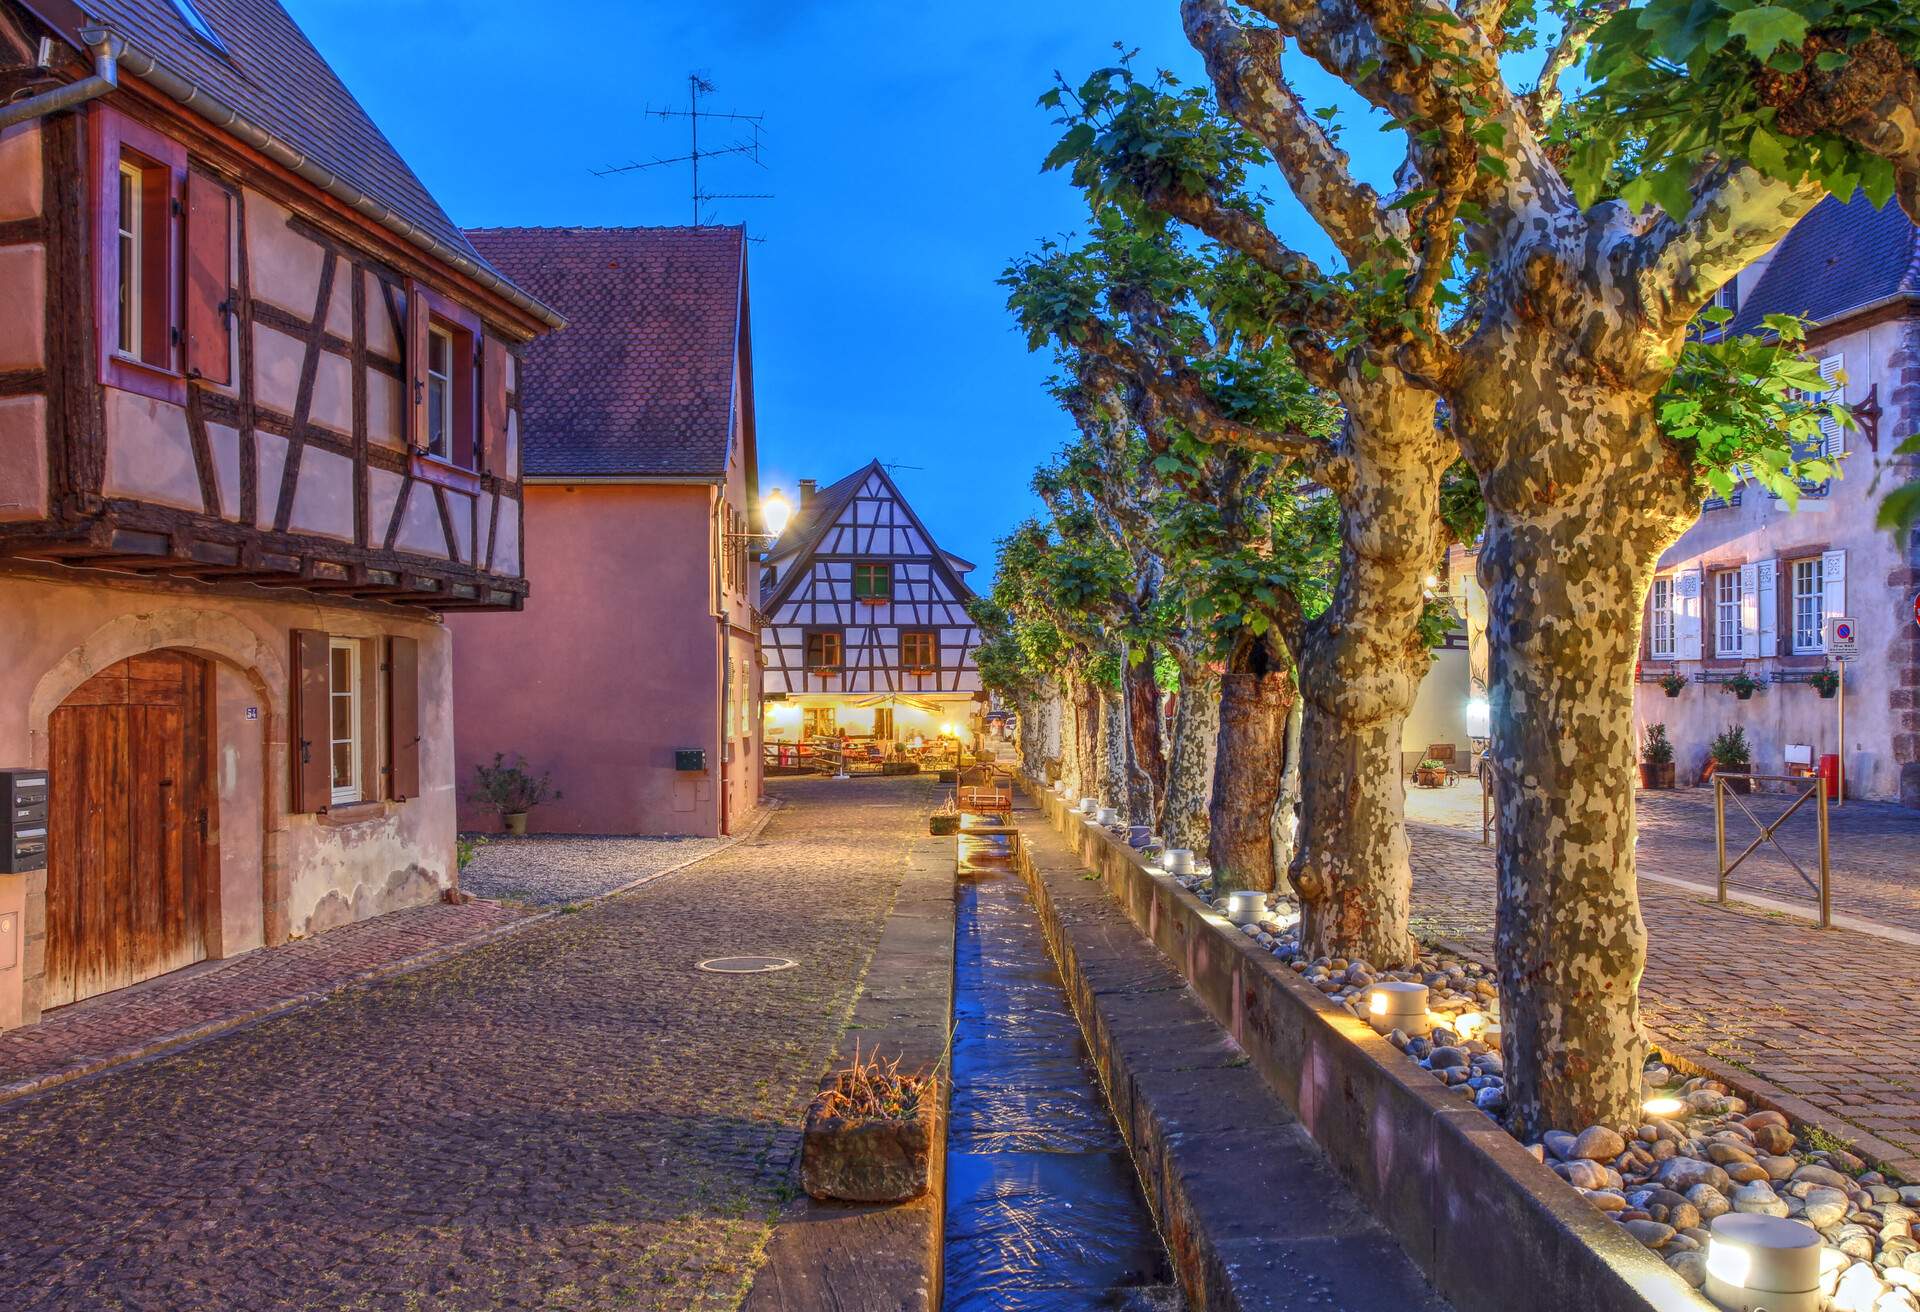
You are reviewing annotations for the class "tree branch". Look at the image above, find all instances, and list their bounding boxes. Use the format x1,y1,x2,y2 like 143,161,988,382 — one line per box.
1635,163,1825,332
1528,0,1629,127
1181,0,1400,264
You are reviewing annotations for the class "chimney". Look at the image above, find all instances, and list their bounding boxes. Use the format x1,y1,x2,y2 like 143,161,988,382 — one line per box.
798,478,816,505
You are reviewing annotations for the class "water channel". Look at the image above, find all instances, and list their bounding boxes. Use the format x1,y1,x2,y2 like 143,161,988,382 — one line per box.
941,830,1180,1310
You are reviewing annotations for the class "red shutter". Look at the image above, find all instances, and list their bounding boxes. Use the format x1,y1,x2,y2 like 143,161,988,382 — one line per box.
481,336,508,475
386,636,421,801
290,629,331,813
183,172,232,384
405,278,430,451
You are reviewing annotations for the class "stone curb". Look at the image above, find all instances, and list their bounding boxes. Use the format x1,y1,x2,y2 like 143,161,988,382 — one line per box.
1027,783,1713,1312
0,799,786,1110
742,815,957,1312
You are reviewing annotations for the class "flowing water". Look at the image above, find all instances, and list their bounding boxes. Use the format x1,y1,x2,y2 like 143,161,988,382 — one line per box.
942,831,1180,1311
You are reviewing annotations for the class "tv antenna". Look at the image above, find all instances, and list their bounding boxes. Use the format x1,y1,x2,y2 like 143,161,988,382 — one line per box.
594,73,770,228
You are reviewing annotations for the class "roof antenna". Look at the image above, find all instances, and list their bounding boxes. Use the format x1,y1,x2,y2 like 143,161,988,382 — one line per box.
592,73,772,229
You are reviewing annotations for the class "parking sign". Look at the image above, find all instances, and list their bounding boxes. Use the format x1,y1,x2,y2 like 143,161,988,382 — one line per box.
1826,617,1858,659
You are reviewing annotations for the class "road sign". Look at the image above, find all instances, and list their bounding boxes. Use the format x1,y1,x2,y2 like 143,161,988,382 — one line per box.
1827,616,1858,659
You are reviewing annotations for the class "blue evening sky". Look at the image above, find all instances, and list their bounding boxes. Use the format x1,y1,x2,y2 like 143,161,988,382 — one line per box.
285,0,1400,583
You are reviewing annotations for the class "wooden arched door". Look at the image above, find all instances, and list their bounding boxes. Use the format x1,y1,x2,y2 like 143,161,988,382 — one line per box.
45,650,210,1008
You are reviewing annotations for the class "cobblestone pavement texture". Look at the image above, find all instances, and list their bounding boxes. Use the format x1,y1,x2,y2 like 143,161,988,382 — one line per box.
0,777,932,1311
459,810,768,907
0,898,532,1096
1407,818,1920,1173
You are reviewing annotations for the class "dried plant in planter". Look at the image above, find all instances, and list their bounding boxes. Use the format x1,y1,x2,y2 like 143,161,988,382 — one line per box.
929,793,960,836
801,1045,939,1203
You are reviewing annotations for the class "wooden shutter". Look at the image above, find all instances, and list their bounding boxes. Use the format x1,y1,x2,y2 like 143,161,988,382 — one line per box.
1674,568,1703,661
1737,563,1760,658
386,635,421,801
1822,549,1847,625
481,336,508,475
1819,354,1847,458
1756,558,1779,657
183,172,232,385
405,278,430,451
290,629,332,813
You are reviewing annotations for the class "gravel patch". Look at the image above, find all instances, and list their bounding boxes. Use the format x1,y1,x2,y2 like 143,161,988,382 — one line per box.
459,832,734,906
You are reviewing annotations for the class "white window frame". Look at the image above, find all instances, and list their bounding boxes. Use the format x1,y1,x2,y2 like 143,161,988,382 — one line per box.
1714,570,1744,658
1649,577,1676,658
328,637,362,805
116,159,143,359
426,324,453,459
1791,557,1826,654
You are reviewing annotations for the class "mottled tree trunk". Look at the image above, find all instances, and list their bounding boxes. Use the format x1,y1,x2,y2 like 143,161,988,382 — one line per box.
1160,654,1218,851
1126,654,1166,824
1290,372,1447,970
1208,634,1292,894
1271,691,1304,883
1072,677,1101,802
1098,680,1128,814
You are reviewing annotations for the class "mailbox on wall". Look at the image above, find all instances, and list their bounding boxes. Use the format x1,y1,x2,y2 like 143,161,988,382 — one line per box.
674,749,707,772
1,770,48,874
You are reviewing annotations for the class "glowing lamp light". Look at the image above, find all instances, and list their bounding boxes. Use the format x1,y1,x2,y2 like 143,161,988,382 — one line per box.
1225,890,1264,925
1453,1011,1486,1041
1643,1095,1686,1118
1465,697,1491,738
1161,847,1195,875
1703,1214,1821,1312
1366,981,1431,1036
760,490,792,538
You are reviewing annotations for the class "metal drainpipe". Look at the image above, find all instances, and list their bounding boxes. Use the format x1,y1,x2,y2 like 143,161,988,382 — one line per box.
0,35,123,132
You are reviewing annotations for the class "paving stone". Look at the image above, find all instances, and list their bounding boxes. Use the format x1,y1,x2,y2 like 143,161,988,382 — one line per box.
0,777,930,1310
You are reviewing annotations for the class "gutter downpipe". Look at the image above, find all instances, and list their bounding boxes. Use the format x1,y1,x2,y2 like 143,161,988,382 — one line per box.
74,24,565,332
0,34,122,131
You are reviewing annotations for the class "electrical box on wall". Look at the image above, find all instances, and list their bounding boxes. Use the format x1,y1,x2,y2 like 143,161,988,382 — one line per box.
1,769,48,874
674,749,707,773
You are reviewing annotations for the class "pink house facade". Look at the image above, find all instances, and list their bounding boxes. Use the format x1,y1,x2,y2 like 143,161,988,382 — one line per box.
0,0,558,1026
449,227,764,836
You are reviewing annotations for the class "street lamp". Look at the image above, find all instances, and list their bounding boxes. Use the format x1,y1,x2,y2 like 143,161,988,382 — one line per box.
722,490,794,556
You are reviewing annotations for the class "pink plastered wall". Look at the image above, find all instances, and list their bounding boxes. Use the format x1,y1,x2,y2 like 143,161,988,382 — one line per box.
449,483,730,835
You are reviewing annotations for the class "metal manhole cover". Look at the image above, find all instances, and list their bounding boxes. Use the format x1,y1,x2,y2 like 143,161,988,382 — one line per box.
696,956,798,974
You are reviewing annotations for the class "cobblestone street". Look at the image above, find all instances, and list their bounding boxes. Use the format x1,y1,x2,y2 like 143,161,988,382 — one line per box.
1406,784,1920,1176
0,777,934,1312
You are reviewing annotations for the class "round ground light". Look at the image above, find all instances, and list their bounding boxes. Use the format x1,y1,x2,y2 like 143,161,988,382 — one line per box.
696,956,799,974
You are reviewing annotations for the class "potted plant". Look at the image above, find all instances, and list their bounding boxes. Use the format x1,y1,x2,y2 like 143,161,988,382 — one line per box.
1412,758,1449,788
1660,672,1689,698
1709,725,1753,794
929,796,959,836
469,752,561,835
1808,667,1841,699
1722,672,1761,701
880,750,921,777
800,1047,937,1203
1639,724,1675,789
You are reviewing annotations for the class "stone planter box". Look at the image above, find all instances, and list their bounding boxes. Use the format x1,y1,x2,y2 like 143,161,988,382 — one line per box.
936,768,957,784
929,813,959,836
800,1091,936,1203
880,761,921,776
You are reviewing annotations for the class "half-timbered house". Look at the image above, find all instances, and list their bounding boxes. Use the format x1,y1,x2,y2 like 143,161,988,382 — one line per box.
449,226,766,837
0,0,560,1027
761,461,982,748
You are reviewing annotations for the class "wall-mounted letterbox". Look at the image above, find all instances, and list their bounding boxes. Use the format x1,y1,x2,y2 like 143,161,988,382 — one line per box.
674,749,707,773
1,769,48,874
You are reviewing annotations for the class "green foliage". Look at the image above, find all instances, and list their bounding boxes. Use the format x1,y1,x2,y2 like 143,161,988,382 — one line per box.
1709,723,1754,769
456,833,488,870
1569,0,1920,216
1661,671,1691,694
1807,666,1841,694
1660,312,1848,503
1641,723,1674,765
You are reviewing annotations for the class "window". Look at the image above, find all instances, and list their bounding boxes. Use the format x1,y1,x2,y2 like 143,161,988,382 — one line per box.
874,707,895,741
803,706,837,738
168,0,230,52
328,638,362,804
1791,558,1825,654
853,563,890,601
805,630,843,671
1649,578,1676,658
901,630,937,670
112,152,172,371
426,325,453,460
1714,570,1744,657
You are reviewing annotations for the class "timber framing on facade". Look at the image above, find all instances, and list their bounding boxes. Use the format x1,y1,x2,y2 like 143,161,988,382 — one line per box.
0,0,559,612
761,461,982,701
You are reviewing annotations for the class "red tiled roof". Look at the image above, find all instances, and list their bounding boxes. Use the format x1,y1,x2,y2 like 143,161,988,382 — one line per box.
464,226,747,478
